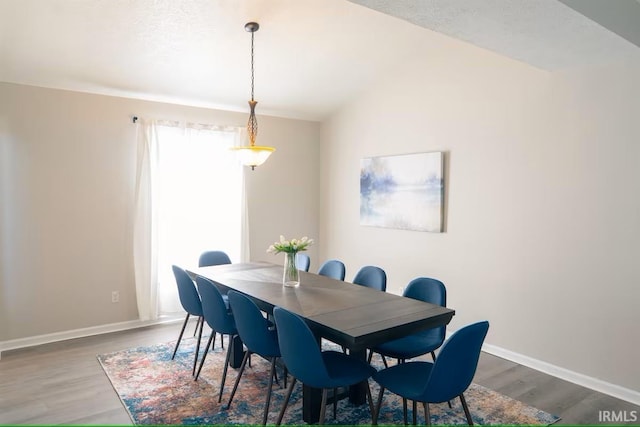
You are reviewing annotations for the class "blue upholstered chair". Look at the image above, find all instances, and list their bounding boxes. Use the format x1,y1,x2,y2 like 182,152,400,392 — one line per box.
273,306,375,425
372,321,489,426
368,277,448,423
296,253,311,272
198,250,232,267
369,277,447,366
226,291,284,425
352,265,387,292
194,277,238,403
171,265,205,376
317,259,346,281
198,250,232,346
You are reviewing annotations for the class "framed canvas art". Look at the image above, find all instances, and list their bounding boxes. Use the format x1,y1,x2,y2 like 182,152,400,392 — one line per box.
360,151,444,232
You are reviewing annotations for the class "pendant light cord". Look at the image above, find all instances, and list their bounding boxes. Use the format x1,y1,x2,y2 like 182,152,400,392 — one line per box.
250,30,255,102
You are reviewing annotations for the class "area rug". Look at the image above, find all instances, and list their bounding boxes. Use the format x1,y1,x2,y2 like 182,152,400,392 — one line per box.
97,335,560,425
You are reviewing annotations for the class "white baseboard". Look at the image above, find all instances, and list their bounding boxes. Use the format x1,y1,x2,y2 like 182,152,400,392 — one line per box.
0,315,184,360
482,342,640,406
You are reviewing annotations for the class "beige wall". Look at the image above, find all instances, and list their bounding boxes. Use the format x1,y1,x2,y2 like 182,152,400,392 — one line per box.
319,35,640,393
0,82,319,341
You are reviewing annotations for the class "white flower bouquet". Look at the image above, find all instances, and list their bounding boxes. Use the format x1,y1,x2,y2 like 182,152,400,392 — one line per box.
267,235,314,254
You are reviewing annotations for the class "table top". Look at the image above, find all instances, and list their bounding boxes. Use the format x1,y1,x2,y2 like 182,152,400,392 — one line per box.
191,262,455,351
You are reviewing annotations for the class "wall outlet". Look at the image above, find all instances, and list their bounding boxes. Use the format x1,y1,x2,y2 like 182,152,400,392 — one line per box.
111,291,120,303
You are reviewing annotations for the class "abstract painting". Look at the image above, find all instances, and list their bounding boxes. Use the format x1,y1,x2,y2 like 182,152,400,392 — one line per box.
360,151,444,232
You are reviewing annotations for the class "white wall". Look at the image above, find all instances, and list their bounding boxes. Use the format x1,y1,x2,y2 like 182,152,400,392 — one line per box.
319,32,640,395
0,82,319,341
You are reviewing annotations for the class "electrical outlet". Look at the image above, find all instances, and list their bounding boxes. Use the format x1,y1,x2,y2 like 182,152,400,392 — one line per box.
111,291,120,303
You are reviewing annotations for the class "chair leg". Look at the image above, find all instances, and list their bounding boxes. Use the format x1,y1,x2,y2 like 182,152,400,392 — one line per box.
413,400,417,425
194,333,215,380
460,393,474,425
403,398,408,425
172,314,190,359
276,377,297,425
373,386,385,425
333,388,337,419
319,388,328,425
193,316,200,336
272,359,279,386
366,380,375,422
381,354,389,368
283,365,288,388
367,350,374,364
192,319,205,376
262,357,277,425
423,402,431,426
225,350,251,409
218,335,233,403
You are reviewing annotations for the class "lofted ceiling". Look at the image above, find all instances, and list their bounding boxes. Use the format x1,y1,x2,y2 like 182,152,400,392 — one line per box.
1,0,639,121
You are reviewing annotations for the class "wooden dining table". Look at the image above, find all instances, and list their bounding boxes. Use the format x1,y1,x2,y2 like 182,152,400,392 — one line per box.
190,261,455,423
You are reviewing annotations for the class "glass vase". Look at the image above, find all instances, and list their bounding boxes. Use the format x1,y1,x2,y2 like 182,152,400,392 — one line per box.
283,252,300,287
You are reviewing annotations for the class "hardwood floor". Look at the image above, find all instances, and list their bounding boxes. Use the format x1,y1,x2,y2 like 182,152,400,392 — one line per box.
0,321,638,424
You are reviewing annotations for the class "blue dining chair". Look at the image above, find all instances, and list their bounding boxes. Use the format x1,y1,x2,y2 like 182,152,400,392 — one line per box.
171,265,205,376
296,253,311,272
226,290,285,425
372,321,490,426
198,249,232,346
198,250,232,267
352,265,387,291
273,306,376,425
194,276,238,403
317,259,346,281
369,277,447,366
368,277,447,423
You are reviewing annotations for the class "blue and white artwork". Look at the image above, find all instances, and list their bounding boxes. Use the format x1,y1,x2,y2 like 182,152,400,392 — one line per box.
360,152,443,232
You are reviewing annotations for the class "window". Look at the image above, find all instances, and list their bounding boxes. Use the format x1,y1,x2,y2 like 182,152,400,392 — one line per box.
155,124,243,314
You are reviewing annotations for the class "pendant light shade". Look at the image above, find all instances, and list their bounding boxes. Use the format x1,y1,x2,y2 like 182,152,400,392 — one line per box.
233,143,275,168
232,21,275,170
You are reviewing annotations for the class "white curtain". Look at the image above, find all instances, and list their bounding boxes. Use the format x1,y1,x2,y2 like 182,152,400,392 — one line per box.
133,119,248,320
133,119,159,321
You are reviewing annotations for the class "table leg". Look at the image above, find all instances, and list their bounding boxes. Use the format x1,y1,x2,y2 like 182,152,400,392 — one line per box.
302,334,324,423
230,335,244,368
348,348,367,405
302,385,322,424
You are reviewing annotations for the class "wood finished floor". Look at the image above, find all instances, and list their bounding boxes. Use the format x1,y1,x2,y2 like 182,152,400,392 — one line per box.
0,320,638,425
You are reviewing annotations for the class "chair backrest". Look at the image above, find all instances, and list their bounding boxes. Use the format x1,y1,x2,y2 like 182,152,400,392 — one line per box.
404,277,447,344
422,321,489,403
352,265,387,291
317,259,346,281
198,250,232,267
227,290,280,357
273,306,332,389
296,253,311,272
195,276,236,335
172,265,202,316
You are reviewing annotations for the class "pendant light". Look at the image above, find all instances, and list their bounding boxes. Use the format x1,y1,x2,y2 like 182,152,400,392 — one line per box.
232,22,275,170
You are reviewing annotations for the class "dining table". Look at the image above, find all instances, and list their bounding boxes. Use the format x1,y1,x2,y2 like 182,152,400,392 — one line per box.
190,261,455,423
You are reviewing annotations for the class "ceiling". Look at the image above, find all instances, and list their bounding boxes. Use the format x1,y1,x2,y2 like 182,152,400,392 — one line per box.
1,0,639,121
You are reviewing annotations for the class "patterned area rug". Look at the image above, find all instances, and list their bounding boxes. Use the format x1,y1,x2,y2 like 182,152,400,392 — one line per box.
97,335,560,425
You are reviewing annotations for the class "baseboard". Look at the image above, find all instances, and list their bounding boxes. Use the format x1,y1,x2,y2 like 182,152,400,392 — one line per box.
0,315,184,360
482,342,640,406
